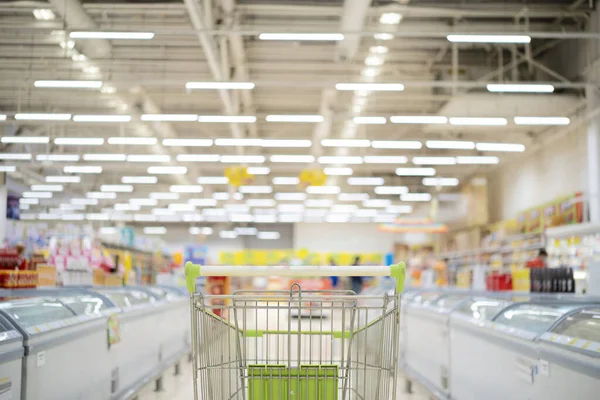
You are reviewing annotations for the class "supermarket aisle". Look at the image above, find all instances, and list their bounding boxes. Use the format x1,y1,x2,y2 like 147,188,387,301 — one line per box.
136,356,430,400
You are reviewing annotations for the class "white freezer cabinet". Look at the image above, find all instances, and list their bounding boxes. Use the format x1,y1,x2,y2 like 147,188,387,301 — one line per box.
0,314,23,400
400,289,600,400
0,286,190,400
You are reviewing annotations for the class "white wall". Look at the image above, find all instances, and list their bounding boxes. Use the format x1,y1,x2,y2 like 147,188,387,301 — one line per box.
294,223,403,254
487,130,588,221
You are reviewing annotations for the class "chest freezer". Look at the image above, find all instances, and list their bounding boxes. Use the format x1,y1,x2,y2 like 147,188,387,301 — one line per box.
0,314,23,400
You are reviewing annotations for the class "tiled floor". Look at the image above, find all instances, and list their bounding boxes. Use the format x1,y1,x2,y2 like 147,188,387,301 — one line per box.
137,357,431,400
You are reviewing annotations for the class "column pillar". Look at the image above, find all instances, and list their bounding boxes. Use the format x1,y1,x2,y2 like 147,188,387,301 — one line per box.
587,85,600,223
0,173,7,246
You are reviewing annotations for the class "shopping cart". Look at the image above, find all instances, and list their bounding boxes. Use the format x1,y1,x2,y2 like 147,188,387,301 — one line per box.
184,263,406,400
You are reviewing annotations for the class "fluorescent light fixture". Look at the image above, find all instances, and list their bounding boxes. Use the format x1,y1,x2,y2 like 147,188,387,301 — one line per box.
225,204,250,213
169,185,203,193
73,115,132,122
202,208,226,216
426,140,475,150
37,213,60,220
162,138,213,147
133,214,158,222
348,177,384,186
219,230,238,239
390,115,448,124
449,117,507,126
413,157,456,165
83,153,127,161
14,113,71,121
114,203,140,211
321,139,370,147
152,208,176,216
305,209,328,218
88,214,111,222
365,56,384,66
373,215,396,223
336,83,404,91
278,204,305,213
257,231,280,240
70,31,155,40
188,199,218,207
34,80,102,89
306,186,340,194
0,115,5,121
354,209,378,218
259,33,343,41
447,34,531,44
215,138,262,147
338,193,369,202
455,156,499,164
0,153,31,160
127,154,171,163
476,142,525,152
305,199,332,208
122,176,158,184
63,166,102,174
371,140,422,149
239,185,273,194
0,166,16,172
1,136,49,144
197,176,229,184
387,205,413,214
169,203,196,212
130,199,159,207
487,84,554,93
370,45,389,54
45,176,80,183
37,154,80,162
33,9,55,20
147,166,187,174
197,116,256,123
108,137,158,145
22,191,52,199
212,192,230,201
353,116,386,124
144,227,167,235
326,214,351,223
60,204,86,211
363,156,408,164
101,184,133,192
423,177,460,187
31,184,62,192
220,155,265,163
374,186,408,195
235,227,258,236
318,156,362,165
247,199,276,207
270,155,315,163
379,12,402,24
72,198,98,205
230,214,254,223
186,82,255,90
176,154,220,162
149,193,179,200
247,167,270,175
362,199,391,208
190,227,213,235
361,68,379,77
261,139,312,148
87,192,117,199
324,167,353,176
253,214,277,223
141,114,198,122
20,198,39,205
265,115,324,123
396,167,436,176
514,116,570,125
277,214,302,223
401,193,432,202
111,214,134,222
54,138,104,145
275,193,307,201
273,177,300,185
374,33,394,40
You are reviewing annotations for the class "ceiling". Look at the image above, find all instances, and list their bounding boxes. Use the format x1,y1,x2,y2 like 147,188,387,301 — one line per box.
0,0,594,229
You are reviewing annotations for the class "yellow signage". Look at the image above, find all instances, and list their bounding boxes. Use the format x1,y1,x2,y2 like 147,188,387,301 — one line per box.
225,166,254,187
299,169,326,187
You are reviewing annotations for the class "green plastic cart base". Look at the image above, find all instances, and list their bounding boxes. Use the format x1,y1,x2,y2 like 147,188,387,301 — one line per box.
248,364,338,400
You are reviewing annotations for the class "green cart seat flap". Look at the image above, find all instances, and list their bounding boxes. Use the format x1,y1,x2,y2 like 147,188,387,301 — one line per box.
248,364,338,400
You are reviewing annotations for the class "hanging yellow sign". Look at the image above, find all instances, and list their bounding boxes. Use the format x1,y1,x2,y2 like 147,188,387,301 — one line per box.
225,166,254,187
299,169,326,187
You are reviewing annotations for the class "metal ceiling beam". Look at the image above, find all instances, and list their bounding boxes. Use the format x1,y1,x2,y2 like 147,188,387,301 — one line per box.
336,0,372,62
183,0,246,152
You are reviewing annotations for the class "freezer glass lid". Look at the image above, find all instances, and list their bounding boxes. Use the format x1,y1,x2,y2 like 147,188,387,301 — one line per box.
0,298,75,328
59,295,111,315
455,298,511,320
411,292,442,305
96,289,155,307
432,294,468,310
493,304,584,334
551,308,600,342
147,287,181,300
